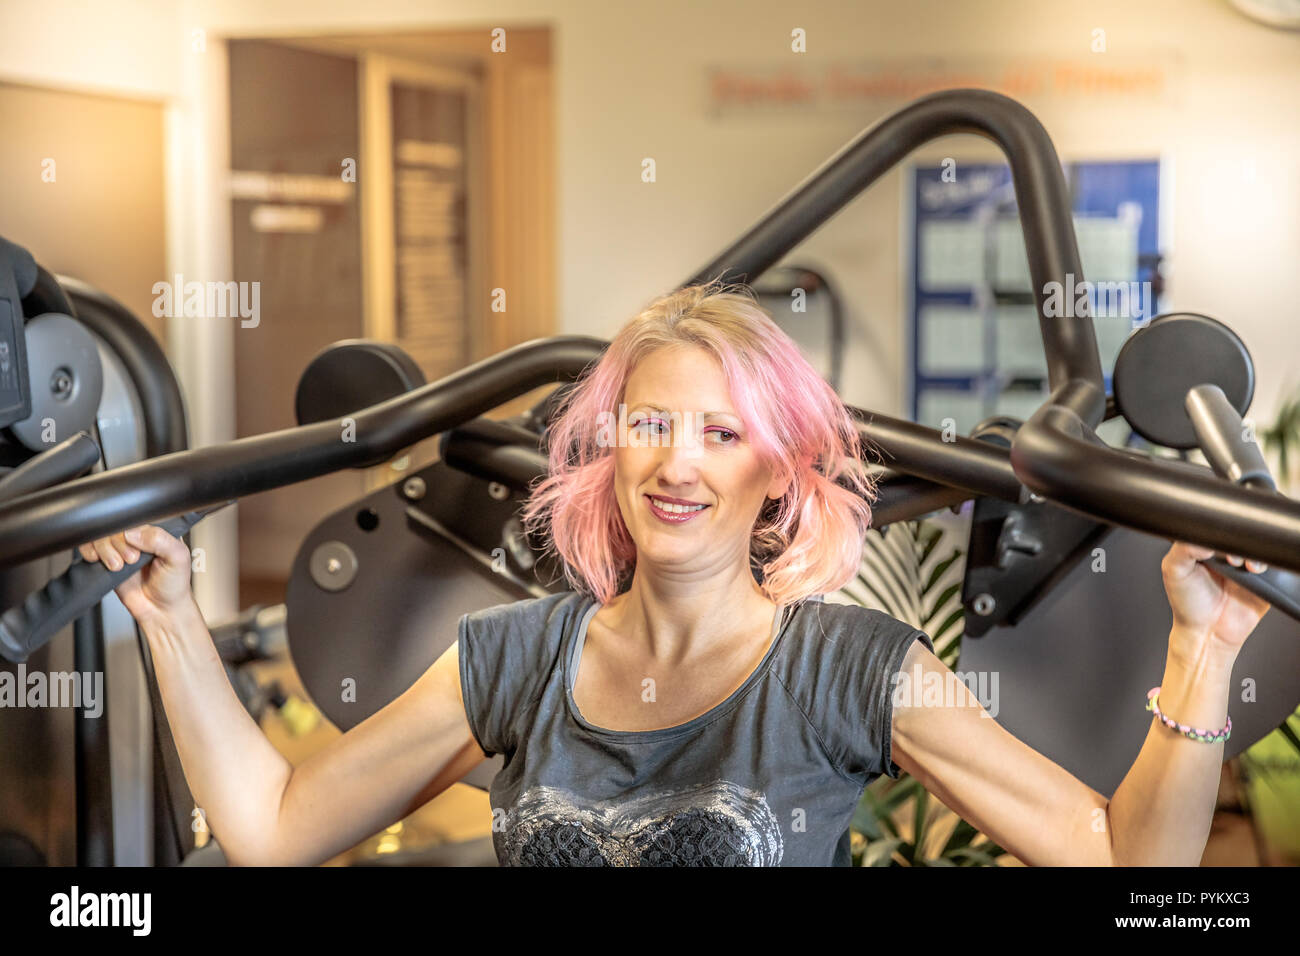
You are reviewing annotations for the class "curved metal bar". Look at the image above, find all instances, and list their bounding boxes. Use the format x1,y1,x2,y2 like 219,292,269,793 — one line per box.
684,87,1104,423
1012,382,1300,572
0,335,606,570
852,408,1023,503
21,265,74,317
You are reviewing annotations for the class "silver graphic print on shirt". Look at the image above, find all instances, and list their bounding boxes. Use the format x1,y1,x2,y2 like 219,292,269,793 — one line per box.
500,780,784,866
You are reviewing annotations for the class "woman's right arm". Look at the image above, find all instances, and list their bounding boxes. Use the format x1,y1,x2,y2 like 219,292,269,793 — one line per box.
145,606,484,867
84,525,486,867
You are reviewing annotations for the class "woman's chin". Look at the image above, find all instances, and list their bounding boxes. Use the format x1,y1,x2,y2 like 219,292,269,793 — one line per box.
633,533,702,563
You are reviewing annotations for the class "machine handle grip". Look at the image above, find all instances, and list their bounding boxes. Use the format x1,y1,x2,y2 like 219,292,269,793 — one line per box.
0,502,231,662
0,430,101,503
1178,384,1299,619
1205,557,1300,622
1185,385,1276,490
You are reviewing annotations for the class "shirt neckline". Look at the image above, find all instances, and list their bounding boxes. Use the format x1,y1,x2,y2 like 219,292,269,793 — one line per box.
563,594,794,741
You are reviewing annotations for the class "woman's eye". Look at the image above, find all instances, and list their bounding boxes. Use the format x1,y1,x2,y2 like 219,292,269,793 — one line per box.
634,418,667,434
707,428,738,444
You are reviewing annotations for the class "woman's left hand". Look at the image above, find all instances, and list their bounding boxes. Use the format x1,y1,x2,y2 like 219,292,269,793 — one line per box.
1160,541,1272,655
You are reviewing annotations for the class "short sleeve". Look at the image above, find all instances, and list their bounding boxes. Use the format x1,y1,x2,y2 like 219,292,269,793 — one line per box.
457,594,572,758
804,604,934,781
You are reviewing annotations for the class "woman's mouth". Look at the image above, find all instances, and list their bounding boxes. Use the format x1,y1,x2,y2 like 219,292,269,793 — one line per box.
645,494,710,524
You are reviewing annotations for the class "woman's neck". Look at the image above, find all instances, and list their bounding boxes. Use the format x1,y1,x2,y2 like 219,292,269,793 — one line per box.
600,569,780,666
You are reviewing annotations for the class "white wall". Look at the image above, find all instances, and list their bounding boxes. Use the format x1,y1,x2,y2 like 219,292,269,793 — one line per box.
7,0,1299,410
2,0,1298,583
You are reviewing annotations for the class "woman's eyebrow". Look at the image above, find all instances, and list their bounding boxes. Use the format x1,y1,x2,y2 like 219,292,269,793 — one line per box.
630,402,740,420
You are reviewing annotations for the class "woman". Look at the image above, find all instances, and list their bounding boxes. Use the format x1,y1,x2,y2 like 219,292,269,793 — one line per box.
81,280,1273,867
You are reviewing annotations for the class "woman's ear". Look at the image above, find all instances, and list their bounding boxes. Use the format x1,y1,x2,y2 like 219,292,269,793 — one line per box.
766,466,793,501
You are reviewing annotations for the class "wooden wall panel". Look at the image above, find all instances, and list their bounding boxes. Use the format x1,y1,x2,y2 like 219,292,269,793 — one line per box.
0,82,167,343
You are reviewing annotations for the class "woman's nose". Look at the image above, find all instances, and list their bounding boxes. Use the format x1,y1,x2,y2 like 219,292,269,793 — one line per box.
656,434,702,482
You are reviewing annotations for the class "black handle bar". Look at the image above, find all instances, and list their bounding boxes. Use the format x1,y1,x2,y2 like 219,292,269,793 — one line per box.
1185,386,1299,616
0,430,101,501
1011,380,1300,572
0,503,231,662
0,335,605,572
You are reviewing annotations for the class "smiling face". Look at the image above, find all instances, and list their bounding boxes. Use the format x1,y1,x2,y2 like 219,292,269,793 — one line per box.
613,344,790,578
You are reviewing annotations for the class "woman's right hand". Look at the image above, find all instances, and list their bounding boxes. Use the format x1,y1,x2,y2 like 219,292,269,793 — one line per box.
78,525,196,628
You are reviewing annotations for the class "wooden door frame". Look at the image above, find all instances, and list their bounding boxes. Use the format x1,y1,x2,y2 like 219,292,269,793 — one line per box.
358,54,487,358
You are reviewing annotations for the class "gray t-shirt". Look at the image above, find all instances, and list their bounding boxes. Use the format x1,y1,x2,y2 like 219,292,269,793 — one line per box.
457,589,933,866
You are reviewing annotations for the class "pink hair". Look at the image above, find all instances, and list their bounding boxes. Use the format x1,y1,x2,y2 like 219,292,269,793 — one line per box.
521,278,878,608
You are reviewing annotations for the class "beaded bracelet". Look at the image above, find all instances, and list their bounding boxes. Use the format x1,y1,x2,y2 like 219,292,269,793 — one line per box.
1146,687,1231,743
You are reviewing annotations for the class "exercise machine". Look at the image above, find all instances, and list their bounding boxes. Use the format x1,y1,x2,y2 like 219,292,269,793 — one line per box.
1,89,1297,866
0,237,202,865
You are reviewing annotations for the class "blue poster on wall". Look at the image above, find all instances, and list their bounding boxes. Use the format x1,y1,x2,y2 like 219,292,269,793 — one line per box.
909,160,1161,437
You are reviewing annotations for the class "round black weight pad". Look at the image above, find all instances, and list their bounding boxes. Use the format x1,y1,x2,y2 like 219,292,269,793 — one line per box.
294,340,426,427
1112,313,1253,450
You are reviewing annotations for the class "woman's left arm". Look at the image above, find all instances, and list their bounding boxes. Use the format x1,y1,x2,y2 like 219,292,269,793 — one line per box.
889,541,1272,867
1106,541,1271,865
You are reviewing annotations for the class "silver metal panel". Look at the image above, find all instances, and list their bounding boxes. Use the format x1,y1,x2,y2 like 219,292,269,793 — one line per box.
91,335,154,866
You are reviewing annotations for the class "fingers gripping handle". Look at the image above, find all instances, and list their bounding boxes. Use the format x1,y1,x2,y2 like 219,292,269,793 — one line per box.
0,502,231,663
1182,385,1300,621
1204,558,1300,622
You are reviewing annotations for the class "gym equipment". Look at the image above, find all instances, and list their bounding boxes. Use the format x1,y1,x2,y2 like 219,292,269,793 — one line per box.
0,502,230,664
294,340,427,426
0,89,1297,866
0,237,204,866
749,265,845,393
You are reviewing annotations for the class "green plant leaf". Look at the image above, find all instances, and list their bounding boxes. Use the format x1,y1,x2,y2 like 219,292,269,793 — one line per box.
908,788,930,864
923,583,963,626
862,837,904,867
932,607,965,645
941,818,980,855
857,789,900,840
1259,382,1300,484
917,523,943,566
949,846,1003,867
924,551,962,593
1274,711,1300,757
881,777,923,811
857,543,915,623
850,795,883,839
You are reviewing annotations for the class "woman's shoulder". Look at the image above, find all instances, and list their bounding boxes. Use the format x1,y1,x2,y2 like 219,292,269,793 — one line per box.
457,590,594,758
779,597,931,662
460,588,594,637
788,594,913,629
457,590,595,700
772,598,934,763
